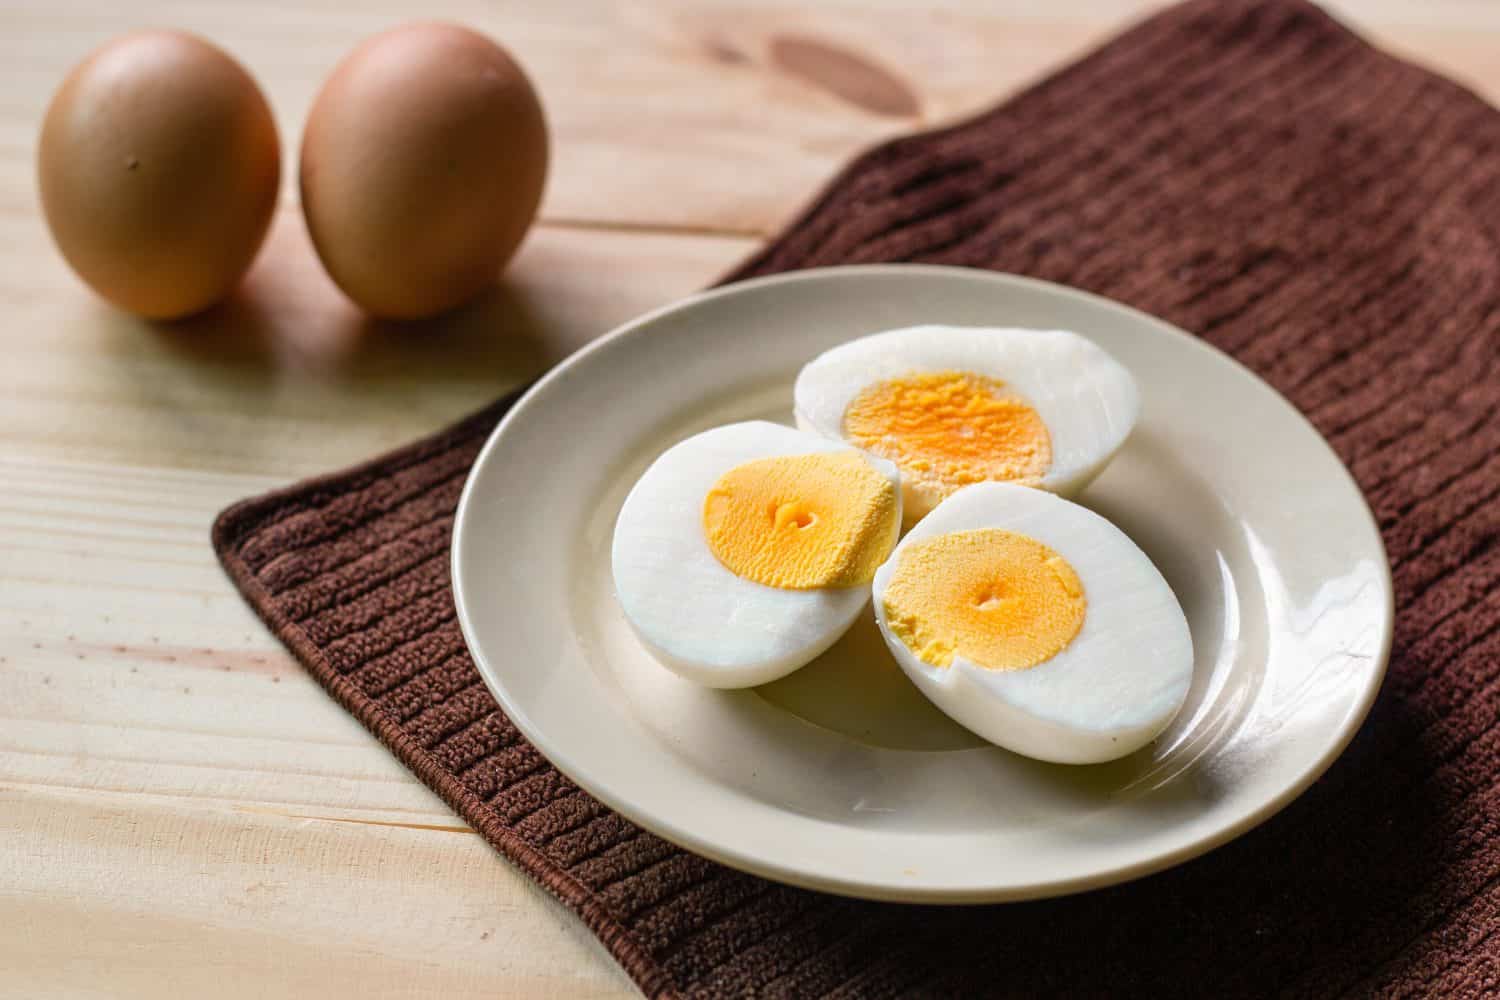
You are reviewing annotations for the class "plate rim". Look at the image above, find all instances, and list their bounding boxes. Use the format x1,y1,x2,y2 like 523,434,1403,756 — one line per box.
451,263,1394,903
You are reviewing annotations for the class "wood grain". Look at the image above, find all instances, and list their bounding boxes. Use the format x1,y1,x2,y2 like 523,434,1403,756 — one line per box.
3,1,1499,996
0,211,751,475
11,1,1494,239
2,787,635,998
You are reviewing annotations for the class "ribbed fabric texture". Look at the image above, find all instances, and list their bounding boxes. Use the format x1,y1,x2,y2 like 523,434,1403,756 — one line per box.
213,1,1500,996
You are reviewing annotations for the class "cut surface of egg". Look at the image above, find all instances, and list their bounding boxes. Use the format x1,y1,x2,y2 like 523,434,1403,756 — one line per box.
871,482,1192,764
613,421,901,688
795,325,1140,525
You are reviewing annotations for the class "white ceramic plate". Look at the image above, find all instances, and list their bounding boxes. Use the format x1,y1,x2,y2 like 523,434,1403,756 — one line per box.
452,265,1392,903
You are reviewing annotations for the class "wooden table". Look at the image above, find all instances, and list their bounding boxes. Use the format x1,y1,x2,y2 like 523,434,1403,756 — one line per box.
2,2,1494,995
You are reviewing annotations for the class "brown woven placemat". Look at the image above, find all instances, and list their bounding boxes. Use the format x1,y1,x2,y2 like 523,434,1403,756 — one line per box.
213,1,1500,995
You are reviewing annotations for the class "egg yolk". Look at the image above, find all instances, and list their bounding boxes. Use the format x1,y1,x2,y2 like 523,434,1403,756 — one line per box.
843,371,1051,500
703,452,898,589
881,528,1085,670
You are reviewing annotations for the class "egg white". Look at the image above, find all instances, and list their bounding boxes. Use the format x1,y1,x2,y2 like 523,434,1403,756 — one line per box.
612,421,901,689
794,325,1140,515
871,483,1192,764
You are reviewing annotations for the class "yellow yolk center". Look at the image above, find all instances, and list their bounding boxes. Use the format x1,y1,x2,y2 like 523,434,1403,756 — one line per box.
881,528,1086,670
703,451,899,590
842,371,1051,502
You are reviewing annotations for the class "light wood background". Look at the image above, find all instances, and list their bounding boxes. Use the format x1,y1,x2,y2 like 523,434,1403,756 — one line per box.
2,2,1495,996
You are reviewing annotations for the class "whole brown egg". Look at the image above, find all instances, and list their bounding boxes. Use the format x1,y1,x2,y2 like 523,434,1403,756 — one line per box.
38,31,281,319
299,23,549,320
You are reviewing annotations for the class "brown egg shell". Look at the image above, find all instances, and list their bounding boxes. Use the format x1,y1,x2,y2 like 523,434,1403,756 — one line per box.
299,23,549,320
37,31,281,320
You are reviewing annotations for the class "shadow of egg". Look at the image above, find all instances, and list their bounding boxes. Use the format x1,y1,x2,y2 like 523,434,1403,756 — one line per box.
755,612,986,753
93,213,556,470
141,214,555,381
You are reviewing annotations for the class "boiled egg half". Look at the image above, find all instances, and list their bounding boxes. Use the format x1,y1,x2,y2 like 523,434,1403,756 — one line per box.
871,482,1192,763
612,421,901,688
795,325,1139,525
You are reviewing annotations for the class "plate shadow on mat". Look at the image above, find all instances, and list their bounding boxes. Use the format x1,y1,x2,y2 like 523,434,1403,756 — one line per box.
781,691,1446,998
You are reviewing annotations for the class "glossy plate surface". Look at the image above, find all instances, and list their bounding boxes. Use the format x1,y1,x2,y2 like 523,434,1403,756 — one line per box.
452,265,1392,902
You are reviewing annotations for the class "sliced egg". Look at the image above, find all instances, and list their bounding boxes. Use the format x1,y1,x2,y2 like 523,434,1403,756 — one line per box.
871,483,1191,764
795,325,1140,525
612,421,901,688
